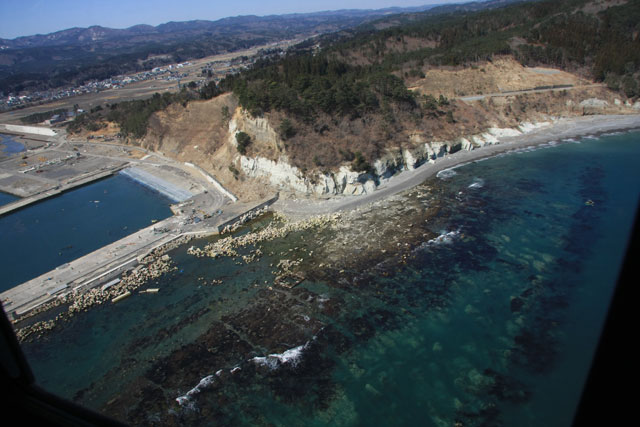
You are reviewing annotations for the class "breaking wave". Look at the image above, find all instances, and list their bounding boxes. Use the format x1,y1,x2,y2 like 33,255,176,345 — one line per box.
468,178,485,189
251,343,308,370
417,229,462,251
437,169,458,180
175,374,218,410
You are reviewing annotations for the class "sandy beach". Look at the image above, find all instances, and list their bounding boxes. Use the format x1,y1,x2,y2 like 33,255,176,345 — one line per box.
274,114,640,218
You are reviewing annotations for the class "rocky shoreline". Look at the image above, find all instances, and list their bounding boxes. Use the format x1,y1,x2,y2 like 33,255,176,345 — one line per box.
189,212,340,284
13,234,193,342
273,114,640,218
13,213,341,342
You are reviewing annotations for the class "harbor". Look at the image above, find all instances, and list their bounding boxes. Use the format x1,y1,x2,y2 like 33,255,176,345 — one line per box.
0,124,278,320
0,191,278,320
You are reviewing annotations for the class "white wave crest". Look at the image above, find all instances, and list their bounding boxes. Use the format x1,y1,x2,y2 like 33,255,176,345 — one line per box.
175,374,217,409
418,229,461,250
437,168,457,179
468,178,484,189
251,343,308,370
563,138,580,144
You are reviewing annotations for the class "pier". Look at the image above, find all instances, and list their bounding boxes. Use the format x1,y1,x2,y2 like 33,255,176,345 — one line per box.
0,194,279,320
0,164,128,217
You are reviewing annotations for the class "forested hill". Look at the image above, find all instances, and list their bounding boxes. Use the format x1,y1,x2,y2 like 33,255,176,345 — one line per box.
215,0,639,123
69,0,640,175
0,1,529,95
0,12,385,94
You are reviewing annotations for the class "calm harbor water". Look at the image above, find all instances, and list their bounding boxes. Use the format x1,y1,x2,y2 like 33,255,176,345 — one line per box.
0,174,173,291
0,191,18,207
17,131,640,426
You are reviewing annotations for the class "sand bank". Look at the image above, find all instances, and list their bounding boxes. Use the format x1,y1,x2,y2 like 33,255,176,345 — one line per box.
120,167,193,202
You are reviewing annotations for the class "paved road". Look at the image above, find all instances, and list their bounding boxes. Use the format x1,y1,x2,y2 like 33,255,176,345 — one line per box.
275,114,640,219
457,83,604,102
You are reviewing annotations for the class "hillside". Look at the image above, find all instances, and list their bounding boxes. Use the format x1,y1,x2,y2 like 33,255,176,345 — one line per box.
0,1,531,95
67,0,640,201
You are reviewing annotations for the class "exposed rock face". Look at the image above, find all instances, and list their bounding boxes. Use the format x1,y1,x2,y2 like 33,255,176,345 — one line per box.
240,155,309,193
230,107,556,198
313,174,336,195
229,109,281,153
579,98,609,108
374,149,404,178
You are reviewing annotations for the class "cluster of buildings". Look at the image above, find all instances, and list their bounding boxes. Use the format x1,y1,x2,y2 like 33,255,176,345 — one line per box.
1,44,292,113
0,63,192,111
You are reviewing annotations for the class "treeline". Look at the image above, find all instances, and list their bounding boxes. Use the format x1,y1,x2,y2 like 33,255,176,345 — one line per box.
325,0,640,95
20,108,67,124
69,89,197,138
216,54,417,121
521,1,640,96
69,0,640,140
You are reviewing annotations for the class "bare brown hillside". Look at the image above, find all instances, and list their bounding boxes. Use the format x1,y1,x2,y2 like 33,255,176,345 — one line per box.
74,58,637,202
408,57,588,99
143,93,237,157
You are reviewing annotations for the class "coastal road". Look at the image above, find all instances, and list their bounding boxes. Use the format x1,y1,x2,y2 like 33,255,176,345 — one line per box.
458,83,605,102
275,114,640,219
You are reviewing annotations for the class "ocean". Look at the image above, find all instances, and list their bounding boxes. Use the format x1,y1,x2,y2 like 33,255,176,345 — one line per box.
15,130,640,426
0,174,174,291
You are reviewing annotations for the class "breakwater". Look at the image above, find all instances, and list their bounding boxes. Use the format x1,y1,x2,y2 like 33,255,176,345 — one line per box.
1,192,280,321
0,164,128,217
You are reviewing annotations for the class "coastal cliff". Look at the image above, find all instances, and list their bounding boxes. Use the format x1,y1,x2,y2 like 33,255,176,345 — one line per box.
230,112,555,197
134,81,638,201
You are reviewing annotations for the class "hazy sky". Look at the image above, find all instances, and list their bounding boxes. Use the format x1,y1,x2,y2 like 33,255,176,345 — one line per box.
0,0,466,39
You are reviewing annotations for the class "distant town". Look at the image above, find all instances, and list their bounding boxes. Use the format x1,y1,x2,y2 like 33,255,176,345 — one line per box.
0,53,264,112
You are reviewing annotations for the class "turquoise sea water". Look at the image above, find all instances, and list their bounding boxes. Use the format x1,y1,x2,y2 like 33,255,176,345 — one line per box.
17,131,640,426
0,174,173,291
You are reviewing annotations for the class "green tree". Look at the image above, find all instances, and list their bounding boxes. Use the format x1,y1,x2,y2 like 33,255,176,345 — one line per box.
351,151,372,173
221,106,230,123
446,110,455,123
235,131,251,155
279,118,296,140
622,75,638,98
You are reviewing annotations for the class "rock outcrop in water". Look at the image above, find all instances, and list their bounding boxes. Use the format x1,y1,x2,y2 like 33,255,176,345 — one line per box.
13,235,192,342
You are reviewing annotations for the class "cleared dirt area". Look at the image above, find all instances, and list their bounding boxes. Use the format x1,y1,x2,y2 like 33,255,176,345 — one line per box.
408,56,588,99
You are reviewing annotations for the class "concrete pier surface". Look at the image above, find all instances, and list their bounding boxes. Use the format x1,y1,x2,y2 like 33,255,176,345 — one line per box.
1,193,278,320
0,125,231,214
1,217,183,318
1,124,250,319
0,164,128,216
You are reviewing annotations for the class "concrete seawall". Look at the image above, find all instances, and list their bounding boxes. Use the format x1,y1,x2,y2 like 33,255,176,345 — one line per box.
0,221,179,319
1,124,57,137
120,167,193,202
216,194,279,232
184,162,238,202
0,164,128,217
1,193,279,320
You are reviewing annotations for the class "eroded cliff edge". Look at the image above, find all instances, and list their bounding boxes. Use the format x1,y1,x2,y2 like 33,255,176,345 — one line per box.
136,72,639,202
